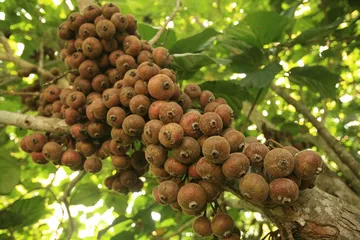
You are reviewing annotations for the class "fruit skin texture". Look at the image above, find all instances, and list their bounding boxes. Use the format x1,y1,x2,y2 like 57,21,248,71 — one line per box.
214,104,233,127
294,150,323,179
148,74,175,100
211,213,234,237
239,173,269,204
264,148,294,178
164,157,187,177
269,178,299,204
195,157,224,182
223,130,245,153
198,180,221,202
243,142,269,167
145,144,168,166
202,136,231,164
179,111,202,139
42,142,63,162
158,180,180,204
26,132,48,152
222,153,250,179
172,137,201,164
177,183,207,211
158,123,184,148
193,216,213,237
143,120,164,145
122,114,145,137
199,112,223,136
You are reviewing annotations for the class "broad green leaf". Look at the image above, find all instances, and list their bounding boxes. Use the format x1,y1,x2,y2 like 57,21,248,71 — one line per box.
291,18,343,45
137,23,177,49
4,196,47,228
223,22,260,49
244,11,289,46
240,62,283,88
111,231,135,240
0,151,20,195
288,66,339,98
0,210,23,229
199,81,253,115
104,192,128,215
70,183,101,206
171,53,230,77
169,28,219,54
230,47,265,73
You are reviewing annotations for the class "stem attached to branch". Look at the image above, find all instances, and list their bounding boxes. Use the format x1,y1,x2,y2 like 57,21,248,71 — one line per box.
0,110,70,134
148,0,182,46
271,85,360,181
60,170,86,202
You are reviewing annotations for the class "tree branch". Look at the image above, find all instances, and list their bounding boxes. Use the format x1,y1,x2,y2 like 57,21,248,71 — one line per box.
227,182,360,239
148,0,181,46
271,85,360,181
59,170,86,202
0,110,70,134
0,90,40,96
0,51,51,77
160,219,193,240
0,31,12,54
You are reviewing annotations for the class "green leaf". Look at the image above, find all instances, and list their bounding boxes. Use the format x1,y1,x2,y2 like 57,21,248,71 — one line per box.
70,183,101,206
230,47,265,73
240,62,283,88
244,11,289,46
137,23,177,49
171,53,230,78
199,81,253,115
0,151,20,195
1,196,47,229
224,22,260,49
111,231,134,240
291,18,343,45
104,192,128,215
288,66,339,98
169,28,219,54
0,210,23,229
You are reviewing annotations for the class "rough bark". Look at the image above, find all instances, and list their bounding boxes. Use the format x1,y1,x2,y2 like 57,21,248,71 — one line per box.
226,184,360,240
0,110,70,134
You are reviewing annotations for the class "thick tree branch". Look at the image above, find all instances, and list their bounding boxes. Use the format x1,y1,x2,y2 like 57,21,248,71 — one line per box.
226,182,360,239
0,110,70,134
148,0,181,46
271,85,360,181
0,52,51,77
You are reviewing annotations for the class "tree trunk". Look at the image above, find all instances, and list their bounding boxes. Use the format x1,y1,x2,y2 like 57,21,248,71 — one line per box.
226,184,360,239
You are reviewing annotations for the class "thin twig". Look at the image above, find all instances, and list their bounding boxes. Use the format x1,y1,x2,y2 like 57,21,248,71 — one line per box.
148,0,181,46
241,88,263,133
160,220,193,240
59,170,86,201
0,90,40,97
62,198,74,240
39,39,45,70
0,31,12,54
0,75,21,87
44,69,78,87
